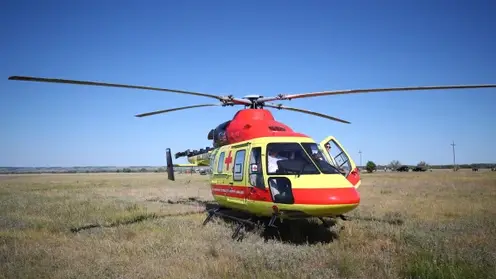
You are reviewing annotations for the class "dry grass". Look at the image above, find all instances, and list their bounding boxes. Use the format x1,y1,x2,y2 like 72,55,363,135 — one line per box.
1,171,495,279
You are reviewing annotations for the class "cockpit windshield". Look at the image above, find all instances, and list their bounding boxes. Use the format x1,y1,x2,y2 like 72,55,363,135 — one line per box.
266,142,342,175
300,143,342,174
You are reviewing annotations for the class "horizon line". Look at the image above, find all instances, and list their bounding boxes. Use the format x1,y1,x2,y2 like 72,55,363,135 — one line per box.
2,162,495,169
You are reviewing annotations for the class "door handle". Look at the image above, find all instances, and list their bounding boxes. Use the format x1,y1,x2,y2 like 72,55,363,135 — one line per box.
229,182,233,185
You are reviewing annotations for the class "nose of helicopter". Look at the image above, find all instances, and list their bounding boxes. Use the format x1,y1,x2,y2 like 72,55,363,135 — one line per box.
293,187,360,205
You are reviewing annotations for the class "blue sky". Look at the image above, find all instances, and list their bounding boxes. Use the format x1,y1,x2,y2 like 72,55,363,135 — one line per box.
1,0,495,167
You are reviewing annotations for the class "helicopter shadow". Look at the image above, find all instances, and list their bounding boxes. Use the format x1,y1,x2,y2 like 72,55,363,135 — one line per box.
256,217,341,245
202,204,340,245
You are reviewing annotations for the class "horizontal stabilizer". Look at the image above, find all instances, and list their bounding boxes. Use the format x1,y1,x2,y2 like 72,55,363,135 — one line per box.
174,163,199,167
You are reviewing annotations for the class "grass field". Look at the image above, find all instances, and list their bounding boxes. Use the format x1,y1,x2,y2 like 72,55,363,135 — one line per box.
1,171,495,279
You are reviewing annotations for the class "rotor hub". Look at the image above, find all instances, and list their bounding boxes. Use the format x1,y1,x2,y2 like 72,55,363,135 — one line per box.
242,95,264,109
242,94,262,101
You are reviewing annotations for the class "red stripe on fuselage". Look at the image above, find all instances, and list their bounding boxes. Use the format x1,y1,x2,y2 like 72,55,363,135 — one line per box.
211,185,248,199
293,188,360,205
211,184,360,205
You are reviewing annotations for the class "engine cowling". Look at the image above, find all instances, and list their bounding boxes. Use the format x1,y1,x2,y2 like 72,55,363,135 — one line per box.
207,120,231,148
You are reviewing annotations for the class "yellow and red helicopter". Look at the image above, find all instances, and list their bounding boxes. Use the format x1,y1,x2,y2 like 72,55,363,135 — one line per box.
8,75,496,239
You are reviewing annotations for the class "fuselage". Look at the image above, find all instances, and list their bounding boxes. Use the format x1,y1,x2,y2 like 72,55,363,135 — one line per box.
177,108,361,218
207,135,361,218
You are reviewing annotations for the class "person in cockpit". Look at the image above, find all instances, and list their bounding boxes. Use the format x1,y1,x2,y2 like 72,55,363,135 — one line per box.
267,149,287,174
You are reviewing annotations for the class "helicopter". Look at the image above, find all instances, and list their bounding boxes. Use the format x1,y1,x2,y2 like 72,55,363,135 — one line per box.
8,75,496,239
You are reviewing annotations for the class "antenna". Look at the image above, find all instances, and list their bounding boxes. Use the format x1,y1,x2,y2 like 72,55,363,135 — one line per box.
450,141,457,171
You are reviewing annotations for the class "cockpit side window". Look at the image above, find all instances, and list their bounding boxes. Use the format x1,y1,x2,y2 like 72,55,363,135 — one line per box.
266,143,320,175
322,141,352,176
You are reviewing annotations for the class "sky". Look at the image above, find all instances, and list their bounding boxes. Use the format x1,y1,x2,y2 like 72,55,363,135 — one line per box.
1,0,495,167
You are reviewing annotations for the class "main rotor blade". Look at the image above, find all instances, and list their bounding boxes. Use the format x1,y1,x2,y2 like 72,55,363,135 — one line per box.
264,103,350,124
258,84,496,103
135,103,225,117
8,75,227,101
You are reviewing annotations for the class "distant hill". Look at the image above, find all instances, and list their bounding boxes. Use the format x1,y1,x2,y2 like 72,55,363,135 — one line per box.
0,166,163,174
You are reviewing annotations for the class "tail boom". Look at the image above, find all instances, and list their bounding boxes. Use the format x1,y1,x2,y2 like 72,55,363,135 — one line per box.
165,147,214,180
174,147,213,167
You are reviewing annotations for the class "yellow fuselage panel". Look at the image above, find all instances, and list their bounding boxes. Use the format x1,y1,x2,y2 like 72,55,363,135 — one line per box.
213,195,358,217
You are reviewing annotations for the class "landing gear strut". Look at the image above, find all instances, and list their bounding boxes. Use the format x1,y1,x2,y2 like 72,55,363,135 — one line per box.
202,207,257,241
268,213,278,228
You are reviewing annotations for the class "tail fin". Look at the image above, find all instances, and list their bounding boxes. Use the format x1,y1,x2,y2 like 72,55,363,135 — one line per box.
165,148,175,181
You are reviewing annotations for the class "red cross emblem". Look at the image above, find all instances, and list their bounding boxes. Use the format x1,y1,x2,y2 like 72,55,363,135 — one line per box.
224,150,233,170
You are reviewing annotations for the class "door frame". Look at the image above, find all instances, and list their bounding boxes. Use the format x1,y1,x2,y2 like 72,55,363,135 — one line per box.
319,136,361,188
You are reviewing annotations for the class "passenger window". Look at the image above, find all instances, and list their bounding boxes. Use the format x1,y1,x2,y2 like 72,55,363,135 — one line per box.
209,151,216,174
233,150,246,181
217,152,225,173
249,147,265,189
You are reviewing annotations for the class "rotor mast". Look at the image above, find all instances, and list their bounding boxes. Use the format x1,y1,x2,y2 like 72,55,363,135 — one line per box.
243,95,265,109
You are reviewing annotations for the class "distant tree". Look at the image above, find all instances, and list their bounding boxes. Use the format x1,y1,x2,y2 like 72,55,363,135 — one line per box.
389,160,401,170
139,168,147,172
366,161,377,173
122,168,132,173
156,167,166,173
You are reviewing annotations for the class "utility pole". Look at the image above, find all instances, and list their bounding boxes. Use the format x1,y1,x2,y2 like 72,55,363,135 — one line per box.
358,150,362,167
451,141,456,171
